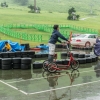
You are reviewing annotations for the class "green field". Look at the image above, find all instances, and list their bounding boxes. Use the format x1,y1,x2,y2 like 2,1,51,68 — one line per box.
0,0,100,47
1,0,100,13
0,8,100,29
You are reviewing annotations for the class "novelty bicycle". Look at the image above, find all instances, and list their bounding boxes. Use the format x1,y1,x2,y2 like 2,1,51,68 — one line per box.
43,42,79,73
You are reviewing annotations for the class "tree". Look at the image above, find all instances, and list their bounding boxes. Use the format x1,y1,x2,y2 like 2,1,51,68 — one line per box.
28,0,41,13
1,2,8,8
68,7,76,15
28,5,41,13
28,5,35,13
76,15,80,20
67,7,80,20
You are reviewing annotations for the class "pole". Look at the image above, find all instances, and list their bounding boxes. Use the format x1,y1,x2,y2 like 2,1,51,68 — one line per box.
34,0,36,12
69,31,72,41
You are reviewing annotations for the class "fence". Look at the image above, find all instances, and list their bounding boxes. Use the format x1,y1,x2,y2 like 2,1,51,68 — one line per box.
0,26,42,42
0,24,98,42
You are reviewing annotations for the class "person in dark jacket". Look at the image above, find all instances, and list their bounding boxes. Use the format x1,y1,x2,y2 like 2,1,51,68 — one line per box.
94,36,100,56
48,25,69,62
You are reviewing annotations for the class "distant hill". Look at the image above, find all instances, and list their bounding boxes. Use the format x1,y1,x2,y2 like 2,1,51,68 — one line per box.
1,0,100,13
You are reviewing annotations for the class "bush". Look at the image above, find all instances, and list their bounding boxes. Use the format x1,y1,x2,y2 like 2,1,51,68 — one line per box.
67,15,73,20
1,2,8,8
28,10,35,13
48,11,52,13
28,5,41,13
67,7,80,20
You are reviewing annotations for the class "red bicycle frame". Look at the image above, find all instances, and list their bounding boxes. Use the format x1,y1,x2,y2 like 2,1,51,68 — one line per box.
45,41,78,72
50,51,75,71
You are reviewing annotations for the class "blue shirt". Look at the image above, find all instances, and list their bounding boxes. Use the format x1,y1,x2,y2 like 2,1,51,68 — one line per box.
49,29,68,44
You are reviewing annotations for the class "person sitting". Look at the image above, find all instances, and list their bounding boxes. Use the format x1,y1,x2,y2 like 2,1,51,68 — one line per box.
2,41,12,52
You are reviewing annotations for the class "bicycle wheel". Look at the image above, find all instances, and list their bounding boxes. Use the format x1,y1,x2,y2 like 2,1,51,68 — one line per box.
43,60,50,70
42,70,51,79
71,69,80,78
71,60,79,70
47,62,58,73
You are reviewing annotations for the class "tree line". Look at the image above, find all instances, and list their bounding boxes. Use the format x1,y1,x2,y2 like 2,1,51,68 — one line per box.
1,0,80,20
13,0,28,6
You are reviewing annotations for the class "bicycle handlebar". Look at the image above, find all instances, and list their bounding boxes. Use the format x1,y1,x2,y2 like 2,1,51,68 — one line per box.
61,41,70,51
62,40,70,44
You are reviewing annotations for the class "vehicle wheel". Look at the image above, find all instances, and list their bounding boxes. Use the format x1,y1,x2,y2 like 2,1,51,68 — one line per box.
85,42,91,47
71,60,79,70
13,64,21,69
61,52,67,56
86,57,92,63
43,60,50,70
73,53,79,58
15,51,22,57
47,62,58,73
91,56,96,62
1,64,12,70
21,64,31,70
21,58,32,64
41,54,48,58
85,54,90,58
33,62,43,69
1,52,9,58
35,54,42,58
8,52,15,58
12,58,21,64
56,60,62,64
2,58,12,65
78,58,86,64
78,54,85,58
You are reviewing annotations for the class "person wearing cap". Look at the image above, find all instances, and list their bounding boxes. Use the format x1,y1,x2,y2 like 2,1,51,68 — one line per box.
2,41,12,52
48,25,69,62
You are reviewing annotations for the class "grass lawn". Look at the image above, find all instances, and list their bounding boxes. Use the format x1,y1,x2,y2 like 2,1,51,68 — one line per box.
0,8,100,29
0,7,100,47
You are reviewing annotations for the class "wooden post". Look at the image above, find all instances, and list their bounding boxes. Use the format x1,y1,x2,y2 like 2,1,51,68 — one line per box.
69,31,72,41
98,30,100,35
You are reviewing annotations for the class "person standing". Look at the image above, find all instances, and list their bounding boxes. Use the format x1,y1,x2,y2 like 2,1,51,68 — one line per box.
48,25,69,62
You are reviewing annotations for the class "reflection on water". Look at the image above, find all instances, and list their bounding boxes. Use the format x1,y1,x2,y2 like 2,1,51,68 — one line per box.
36,50,49,54
36,49,93,54
82,75,92,83
42,70,80,100
79,62,97,68
94,60,100,78
0,93,7,98
33,69,43,78
81,62,97,83
0,70,32,80
0,49,99,100
71,49,92,54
